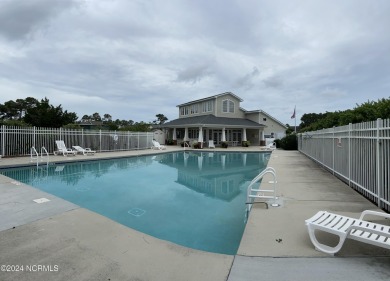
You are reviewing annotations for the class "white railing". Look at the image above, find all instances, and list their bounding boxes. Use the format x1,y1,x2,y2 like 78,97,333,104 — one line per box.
30,146,38,163
246,167,279,210
298,118,390,212
40,146,49,162
0,125,154,157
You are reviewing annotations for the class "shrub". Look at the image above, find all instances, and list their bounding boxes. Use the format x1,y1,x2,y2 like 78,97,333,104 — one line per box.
221,141,229,148
193,143,200,149
279,134,297,150
242,140,251,147
166,139,174,145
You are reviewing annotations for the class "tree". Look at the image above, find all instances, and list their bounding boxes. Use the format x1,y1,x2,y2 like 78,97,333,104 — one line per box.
92,112,101,121
103,114,112,122
0,97,39,120
299,96,390,132
24,98,78,128
154,113,168,125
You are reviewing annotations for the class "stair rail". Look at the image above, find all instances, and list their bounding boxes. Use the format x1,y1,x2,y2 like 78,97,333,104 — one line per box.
246,167,279,208
30,146,39,164
40,146,49,163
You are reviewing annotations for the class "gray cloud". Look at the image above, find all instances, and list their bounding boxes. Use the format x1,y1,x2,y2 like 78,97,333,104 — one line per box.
176,64,212,84
0,0,390,124
0,0,78,41
235,67,260,89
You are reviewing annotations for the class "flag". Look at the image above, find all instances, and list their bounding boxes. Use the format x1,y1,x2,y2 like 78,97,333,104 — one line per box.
291,106,296,119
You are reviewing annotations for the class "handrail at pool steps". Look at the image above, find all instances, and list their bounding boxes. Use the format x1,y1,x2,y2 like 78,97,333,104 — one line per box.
40,146,49,162
246,167,279,209
30,146,49,165
30,146,39,163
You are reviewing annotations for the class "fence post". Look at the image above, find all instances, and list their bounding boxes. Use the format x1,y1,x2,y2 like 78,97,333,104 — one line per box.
33,126,36,148
1,125,4,157
348,123,352,187
376,118,382,208
99,130,102,152
332,126,335,174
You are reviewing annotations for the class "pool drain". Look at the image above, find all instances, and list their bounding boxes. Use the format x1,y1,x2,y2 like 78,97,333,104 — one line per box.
128,208,146,217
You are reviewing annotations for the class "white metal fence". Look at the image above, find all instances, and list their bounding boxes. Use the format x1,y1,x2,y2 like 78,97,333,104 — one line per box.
298,118,390,212
0,125,154,157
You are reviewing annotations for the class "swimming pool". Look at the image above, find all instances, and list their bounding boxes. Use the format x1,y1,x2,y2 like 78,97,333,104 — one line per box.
1,151,270,255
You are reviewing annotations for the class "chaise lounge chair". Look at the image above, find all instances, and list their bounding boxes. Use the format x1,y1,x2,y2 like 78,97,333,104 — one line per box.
305,210,390,255
208,140,215,149
72,145,96,155
263,142,276,151
151,140,166,150
54,140,77,156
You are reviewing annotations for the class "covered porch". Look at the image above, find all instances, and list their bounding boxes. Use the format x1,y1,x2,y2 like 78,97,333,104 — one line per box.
163,115,266,147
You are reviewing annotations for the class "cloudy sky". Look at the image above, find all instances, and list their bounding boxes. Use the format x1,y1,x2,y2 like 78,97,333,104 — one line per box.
0,0,389,125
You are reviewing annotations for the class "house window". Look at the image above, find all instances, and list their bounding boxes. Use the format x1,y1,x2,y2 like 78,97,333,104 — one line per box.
190,104,198,114
263,118,267,121
202,101,213,112
180,106,189,116
222,99,234,113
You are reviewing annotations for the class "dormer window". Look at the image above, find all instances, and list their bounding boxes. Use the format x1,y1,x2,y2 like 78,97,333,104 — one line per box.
222,99,234,113
190,104,198,114
180,106,189,116
202,101,213,112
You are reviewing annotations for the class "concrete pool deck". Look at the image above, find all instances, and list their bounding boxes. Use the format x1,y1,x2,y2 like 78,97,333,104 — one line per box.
0,147,389,280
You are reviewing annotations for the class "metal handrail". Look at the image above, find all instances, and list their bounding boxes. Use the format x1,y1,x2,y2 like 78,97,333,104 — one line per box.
40,146,49,162
246,167,279,208
30,147,38,163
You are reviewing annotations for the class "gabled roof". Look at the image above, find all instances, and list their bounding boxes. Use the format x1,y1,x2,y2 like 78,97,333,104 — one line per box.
163,114,265,128
244,109,287,129
177,92,243,107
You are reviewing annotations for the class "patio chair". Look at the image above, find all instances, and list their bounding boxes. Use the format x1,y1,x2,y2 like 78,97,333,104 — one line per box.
305,210,390,255
208,140,215,149
72,145,96,156
54,140,76,156
262,142,276,151
151,140,166,150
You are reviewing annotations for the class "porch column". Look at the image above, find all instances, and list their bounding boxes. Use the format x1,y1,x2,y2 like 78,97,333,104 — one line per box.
184,127,189,141
172,128,177,141
221,127,226,142
242,128,247,142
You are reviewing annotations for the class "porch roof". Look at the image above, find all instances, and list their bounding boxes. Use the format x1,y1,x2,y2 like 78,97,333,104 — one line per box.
163,114,265,129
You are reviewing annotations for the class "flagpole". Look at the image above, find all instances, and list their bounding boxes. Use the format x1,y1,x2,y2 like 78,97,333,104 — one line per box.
295,108,297,133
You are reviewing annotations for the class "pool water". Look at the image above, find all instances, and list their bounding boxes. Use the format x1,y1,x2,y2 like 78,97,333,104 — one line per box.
1,151,270,255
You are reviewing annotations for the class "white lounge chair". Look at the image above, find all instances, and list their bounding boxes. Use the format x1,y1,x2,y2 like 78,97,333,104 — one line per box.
151,140,166,150
72,145,96,155
261,142,276,151
208,140,215,149
54,140,76,156
305,210,390,255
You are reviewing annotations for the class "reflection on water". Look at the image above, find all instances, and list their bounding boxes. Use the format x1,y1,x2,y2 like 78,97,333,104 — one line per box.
159,151,270,201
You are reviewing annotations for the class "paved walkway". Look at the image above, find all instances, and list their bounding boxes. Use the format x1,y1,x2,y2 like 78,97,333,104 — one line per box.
0,148,389,280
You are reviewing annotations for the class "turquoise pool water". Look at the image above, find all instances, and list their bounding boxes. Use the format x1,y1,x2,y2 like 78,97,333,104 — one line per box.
1,151,270,255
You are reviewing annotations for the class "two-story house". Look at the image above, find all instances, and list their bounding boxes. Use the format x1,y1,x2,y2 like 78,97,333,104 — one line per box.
163,92,287,147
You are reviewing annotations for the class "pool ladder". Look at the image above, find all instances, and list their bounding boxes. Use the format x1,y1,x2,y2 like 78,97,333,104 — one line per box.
246,167,279,210
30,146,49,165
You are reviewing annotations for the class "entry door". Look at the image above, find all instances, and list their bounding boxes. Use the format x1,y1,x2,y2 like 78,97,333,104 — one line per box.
213,131,222,145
